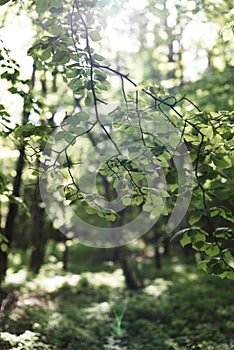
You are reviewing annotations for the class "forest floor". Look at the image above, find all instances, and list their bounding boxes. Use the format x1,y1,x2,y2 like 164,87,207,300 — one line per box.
0,242,234,350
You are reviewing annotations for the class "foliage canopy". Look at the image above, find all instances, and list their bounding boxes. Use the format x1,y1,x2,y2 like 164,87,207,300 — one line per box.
0,0,233,280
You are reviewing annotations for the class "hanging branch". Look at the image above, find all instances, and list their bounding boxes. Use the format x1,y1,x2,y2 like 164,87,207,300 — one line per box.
28,0,233,273
69,0,207,217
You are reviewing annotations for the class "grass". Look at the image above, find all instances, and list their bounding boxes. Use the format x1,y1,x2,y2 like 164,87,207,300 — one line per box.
0,243,234,349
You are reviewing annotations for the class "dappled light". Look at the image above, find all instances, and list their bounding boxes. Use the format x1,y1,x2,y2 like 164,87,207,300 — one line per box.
82,269,125,288
144,278,172,297
0,0,234,349
1,246,234,349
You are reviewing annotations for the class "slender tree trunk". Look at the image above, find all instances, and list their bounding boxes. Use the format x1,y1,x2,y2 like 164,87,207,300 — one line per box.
153,226,162,269
62,238,69,271
154,245,161,270
0,64,36,285
0,144,26,284
29,94,57,274
113,246,120,262
29,188,46,274
163,237,170,256
167,40,176,80
0,200,2,231
119,247,139,290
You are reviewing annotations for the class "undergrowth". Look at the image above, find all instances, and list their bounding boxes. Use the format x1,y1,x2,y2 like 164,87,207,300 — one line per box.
0,245,234,350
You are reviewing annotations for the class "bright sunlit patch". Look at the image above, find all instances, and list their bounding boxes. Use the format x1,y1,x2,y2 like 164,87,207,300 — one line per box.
183,20,219,50
5,265,124,292
104,13,140,53
166,7,178,28
144,278,173,297
47,312,63,329
8,252,22,266
5,269,28,285
5,262,81,292
54,107,67,124
0,11,34,78
128,0,148,10
1,331,39,346
83,269,125,288
0,148,19,159
173,264,186,273
86,301,111,318
182,19,219,80
28,110,40,125
27,272,81,293
187,273,198,281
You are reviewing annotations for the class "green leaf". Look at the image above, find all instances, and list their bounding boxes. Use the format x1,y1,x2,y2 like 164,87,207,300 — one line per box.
198,260,208,272
132,195,144,206
54,131,67,141
212,260,227,274
200,126,213,138
66,69,80,78
205,243,220,257
64,188,77,201
64,132,75,144
184,133,199,145
215,227,234,239
61,169,69,179
1,243,8,252
188,211,202,225
54,130,74,144
168,133,179,148
85,206,97,215
69,78,85,92
0,0,10,5
66,192,78,201
84,93,93,107
220,271,234,280
122,196,131,206
48,183,62,192
210,207,234,224
191,232,207,243
50,0,63,8
131,171,144,180
32,170,40,176
199,257,228,276
106,213,116,222
51,24,64,35
53,51,70,64
180,233,192,247
89,30,102,42
94,70,107,82
93,53,105,61
35,0,51,13
155,123,169,133
211,154,231,169
142,203,152,212
41,48,51,61
74,111,90,121
192,240,207,250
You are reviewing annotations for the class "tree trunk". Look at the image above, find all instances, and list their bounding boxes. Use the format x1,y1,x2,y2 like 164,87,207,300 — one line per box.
0,144,25,284
0,64,36,285
163,237,170,256
154,245,161,270
29,189,47,274
29,114,57,274
119,247,143,290
62,238,69,271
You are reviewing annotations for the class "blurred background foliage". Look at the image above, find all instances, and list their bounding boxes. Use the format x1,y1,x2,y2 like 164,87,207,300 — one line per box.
0,0,233,349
